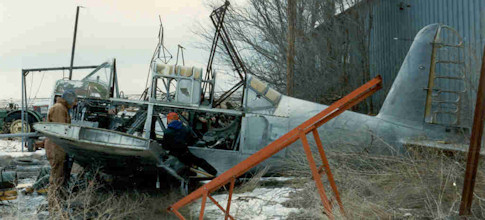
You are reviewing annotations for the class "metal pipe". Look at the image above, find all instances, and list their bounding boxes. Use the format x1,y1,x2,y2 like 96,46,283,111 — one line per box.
69,6,81,80
459,45,485,216
21,71,26,152
0,133,39,139
22,65,98,72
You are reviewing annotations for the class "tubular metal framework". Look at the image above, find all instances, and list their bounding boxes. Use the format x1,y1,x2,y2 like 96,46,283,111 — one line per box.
203,0,248,108
168,76,383,220
20,64,116,152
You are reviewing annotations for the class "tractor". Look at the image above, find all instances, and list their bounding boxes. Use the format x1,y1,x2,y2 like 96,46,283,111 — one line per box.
0,102,44,134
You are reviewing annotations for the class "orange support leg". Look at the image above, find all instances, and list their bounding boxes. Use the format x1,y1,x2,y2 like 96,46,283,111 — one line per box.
225,178,236,220
199,191,208,220
172,209,185,220
312,129,345,216
208,195,235,220
299,129,334,220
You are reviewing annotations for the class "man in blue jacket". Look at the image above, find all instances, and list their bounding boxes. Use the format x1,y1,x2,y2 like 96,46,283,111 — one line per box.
161,112,218,176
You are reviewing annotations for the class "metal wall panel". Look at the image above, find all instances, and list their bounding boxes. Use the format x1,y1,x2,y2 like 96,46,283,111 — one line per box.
365,0,485,124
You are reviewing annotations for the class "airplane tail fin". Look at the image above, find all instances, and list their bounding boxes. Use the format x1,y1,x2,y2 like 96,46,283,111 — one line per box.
378,24,468,128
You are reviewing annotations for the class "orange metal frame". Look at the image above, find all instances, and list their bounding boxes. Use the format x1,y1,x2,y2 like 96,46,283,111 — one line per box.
168,76,383,220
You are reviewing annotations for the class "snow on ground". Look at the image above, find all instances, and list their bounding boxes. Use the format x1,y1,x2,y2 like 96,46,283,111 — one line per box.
190,187,301,219
1,191,49,219
0,139,23,152
0,149,46,158
0,139,45,156
0,139,48,219
0,139,46,159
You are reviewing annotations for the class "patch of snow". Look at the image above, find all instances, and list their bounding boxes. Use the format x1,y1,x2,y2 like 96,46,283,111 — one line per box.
0,139,46,157
191,187,301,219
0,140,22,152
201,177,297,185
260,177,295,182
0,149,45,158
18,177,36,185
7,193,48,219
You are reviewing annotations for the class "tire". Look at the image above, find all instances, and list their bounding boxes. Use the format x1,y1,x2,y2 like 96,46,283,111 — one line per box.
9,119,31,134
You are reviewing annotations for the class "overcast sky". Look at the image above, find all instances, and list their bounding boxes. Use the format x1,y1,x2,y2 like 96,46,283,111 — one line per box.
0,0,240,100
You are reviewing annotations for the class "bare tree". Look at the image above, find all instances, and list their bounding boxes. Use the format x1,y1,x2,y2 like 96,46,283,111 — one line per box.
197,0,372,110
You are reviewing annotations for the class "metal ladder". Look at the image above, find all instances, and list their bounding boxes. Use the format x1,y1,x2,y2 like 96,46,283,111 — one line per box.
425,25,467,126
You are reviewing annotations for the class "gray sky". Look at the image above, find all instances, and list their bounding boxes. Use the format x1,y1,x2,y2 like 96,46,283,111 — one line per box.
0,0,237,100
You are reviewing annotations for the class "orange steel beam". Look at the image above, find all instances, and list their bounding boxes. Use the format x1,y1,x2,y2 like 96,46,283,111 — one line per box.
199,190,208,220
299,129,334,219
225,178,236,220
208,194,235,220
313,129,345,216
169,75,382,219
172,209,185,220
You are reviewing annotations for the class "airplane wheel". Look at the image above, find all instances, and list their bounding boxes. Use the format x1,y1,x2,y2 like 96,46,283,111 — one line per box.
10,119,31,134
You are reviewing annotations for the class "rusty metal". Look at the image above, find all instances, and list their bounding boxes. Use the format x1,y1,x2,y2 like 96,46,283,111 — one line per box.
208,195,235,220
424,25,466,126
199,190,208,220
168,76,382,219
299,129,334,219
313,129,345,215
225,178,236,220
203,1,248,108
459,45,485,216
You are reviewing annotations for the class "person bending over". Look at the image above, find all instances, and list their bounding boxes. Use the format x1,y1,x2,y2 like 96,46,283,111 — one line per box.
161,112,218,176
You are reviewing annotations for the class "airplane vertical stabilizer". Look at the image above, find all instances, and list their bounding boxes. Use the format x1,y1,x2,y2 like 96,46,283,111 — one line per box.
377,24,441,127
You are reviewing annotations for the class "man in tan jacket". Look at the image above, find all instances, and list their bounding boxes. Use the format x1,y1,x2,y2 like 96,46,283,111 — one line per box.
45,90,77,213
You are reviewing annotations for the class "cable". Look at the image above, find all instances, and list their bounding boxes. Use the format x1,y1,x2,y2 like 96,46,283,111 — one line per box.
28,74,34,101
29,72,46,107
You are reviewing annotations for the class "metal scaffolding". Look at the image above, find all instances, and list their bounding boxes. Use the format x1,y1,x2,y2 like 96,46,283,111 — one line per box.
20,65,100,152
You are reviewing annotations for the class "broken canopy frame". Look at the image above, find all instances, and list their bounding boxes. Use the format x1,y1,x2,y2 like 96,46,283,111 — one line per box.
20,61,119,152
168,75,383,220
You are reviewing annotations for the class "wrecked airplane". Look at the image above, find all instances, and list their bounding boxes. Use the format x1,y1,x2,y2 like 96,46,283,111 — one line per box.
33,23,472,190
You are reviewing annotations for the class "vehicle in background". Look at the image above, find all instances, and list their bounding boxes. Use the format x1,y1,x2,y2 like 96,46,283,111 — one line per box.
0,102,43,134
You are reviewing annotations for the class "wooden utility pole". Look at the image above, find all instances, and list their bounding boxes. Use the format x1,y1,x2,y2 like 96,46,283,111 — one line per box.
286,0,296,96
459,46,485,216
69,6,81,80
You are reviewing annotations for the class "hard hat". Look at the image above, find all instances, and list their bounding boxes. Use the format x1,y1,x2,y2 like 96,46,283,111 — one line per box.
167,112,179,121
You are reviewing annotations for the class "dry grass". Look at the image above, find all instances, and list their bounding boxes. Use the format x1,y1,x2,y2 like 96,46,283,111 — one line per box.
48,173,146,219
45,170,188,220
282,147,485,219
235,166,269,193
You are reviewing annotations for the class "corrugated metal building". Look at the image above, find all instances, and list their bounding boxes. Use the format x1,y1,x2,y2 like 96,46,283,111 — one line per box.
348,0,485,123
